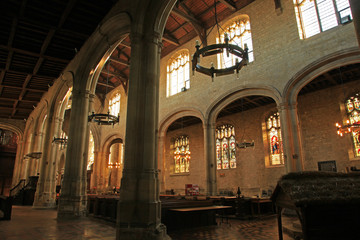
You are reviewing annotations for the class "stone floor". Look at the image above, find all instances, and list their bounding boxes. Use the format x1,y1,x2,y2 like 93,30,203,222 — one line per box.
0,206,292,240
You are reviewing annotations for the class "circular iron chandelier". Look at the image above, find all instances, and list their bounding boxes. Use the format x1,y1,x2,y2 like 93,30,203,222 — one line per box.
88,111,119,126
88,57,119,126
191,0,248,80
192,35,248,79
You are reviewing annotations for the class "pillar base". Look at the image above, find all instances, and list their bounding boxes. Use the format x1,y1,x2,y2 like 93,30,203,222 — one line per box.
57,195,87,219
33,192,57,208
116,224,171,240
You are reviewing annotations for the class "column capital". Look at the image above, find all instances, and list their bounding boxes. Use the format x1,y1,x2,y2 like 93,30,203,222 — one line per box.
71,89,91,99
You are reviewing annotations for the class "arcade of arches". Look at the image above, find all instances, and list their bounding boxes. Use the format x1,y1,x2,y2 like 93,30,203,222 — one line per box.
1,0,360,239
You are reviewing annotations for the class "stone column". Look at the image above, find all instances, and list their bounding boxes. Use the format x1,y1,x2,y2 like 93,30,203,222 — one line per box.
24,133,34,182
158,132,166,193
349,0,360,46
30,132,44,176
12,140,25,186
116,31,169,240
204,121,217,196
33,116,59,208
278,103,304,172
57,89,90,218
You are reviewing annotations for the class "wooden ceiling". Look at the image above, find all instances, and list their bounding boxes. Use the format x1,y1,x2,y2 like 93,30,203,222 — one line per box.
0,0,359,123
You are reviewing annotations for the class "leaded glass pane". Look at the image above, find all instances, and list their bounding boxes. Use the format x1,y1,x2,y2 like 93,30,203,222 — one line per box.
216,124,236,170
218,17,254,68
109,92,120,116
167,50,190,96
87,131,94,170
267,113,284,165
174,136,191,173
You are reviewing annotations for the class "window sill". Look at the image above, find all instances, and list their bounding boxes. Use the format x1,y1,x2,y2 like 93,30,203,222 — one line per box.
349,156,360,161
170,173,190,177
265,164,285,169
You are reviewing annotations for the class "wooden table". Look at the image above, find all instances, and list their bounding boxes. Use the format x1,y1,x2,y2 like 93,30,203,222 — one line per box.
168,205,232,230
250,197,274,218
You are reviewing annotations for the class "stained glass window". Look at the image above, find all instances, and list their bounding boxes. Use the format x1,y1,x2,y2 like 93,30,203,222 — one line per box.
109,92,120,116
167,50,190,96
174,136,191,173
267,113,284,165
345,93,360,157
87,131,94,170
217,16,254,68
216,125,236,170
293,0,352,39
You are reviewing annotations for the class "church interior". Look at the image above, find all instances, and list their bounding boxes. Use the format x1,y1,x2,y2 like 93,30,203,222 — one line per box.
0,0,360,239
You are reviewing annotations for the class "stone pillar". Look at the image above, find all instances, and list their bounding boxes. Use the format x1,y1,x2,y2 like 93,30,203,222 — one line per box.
33,116,59,208
278,103,304,172
349,0,360,46
57,89,90,218
12,139,25,186
30,132,44,176
23,133,34,182
204,121,217,196
116,31,169,240
158,132,166,193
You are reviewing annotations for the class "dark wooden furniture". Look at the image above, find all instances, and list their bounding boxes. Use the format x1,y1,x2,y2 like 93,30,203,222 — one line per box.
168,205,232,230
250,197,274,218
272,171,360,240
0,195,13,220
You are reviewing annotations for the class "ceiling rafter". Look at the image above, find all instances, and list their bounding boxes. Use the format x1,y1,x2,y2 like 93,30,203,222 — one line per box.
219,0,237,11
0,84,46,93
12,74,32,117
110,57,130,67
0,97,38,103
0,45,69,64
172,7,207,46
116,46,130,61
163,31,180,46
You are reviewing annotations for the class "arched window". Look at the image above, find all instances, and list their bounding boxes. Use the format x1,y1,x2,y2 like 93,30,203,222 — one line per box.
173,136,191,173
345,93,360,157
217,15,254,68
109,92,120,116
216,125,236,170
87,131,94,170
293,0,352,39
267,112,284,165
167,50,190,97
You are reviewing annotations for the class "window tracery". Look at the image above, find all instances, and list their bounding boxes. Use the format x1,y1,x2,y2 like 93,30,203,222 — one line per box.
293,0,352,39
267,112,284,165
217,16,254,68
167,50,190,96
109,92,120,116
87,131,94,170
173,136,191,173
345,93,360,157
216,125,236,170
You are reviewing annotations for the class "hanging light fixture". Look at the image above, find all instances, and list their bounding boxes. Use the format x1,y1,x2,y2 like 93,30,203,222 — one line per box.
335,93,360,136
192,0,248,80
88,58,119,126
236,98,255,149
52,137,68,145
335,67,360,136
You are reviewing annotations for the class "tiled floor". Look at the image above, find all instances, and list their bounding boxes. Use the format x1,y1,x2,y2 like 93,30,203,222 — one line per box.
0,206,292,240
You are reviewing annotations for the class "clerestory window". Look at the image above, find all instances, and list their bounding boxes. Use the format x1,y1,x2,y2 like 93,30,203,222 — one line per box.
167,50,190,97
293,0,352,39
109,92,120,116
217,15,254,68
